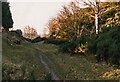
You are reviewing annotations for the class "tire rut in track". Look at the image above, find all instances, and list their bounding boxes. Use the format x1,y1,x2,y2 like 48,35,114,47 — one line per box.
39,52,59,80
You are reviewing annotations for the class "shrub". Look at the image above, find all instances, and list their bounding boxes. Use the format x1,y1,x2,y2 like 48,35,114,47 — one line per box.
59,35,88,55
31,36,42,43
100,69,120,79
23,37,32,42
59,41,74,53
44,38,67,45
74,43,88,55
23,36,43,43
87,25,120,65
41,37,47,41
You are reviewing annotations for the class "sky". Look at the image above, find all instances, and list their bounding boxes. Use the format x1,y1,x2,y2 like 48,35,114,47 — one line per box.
8,0,73,36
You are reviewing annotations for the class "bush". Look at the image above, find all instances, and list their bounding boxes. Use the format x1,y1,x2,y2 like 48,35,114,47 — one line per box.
31,36,42,43
23,37,32,42
59,35,88,55
41,37,47,41
59,41,74,53
74,43,88,55
100,69,120,79
44,38,67,45
87,25,120,65
23,36,43,43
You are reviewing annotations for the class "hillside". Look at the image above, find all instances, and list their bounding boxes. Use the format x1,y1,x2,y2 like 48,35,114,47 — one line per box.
2,31,120,80
2,31,46,80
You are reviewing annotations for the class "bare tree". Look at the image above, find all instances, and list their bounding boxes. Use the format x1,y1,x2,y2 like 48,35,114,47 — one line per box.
77,0,111,34
23,26,38,39
43,27,48,37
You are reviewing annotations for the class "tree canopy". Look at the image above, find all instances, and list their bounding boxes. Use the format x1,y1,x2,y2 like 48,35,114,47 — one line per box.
47,1,120,41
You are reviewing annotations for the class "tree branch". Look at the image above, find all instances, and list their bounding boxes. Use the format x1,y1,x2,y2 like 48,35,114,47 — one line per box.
99,3,110,16
85,13,95,19
88,0,95,6
81,0,95,11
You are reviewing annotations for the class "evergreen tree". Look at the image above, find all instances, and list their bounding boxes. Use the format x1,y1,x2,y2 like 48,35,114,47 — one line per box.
2,2,13,31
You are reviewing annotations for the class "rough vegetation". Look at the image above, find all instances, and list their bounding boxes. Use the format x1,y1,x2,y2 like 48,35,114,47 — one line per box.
87,25,120,65
46,1,120,66
2,0,120,81
2,32,46,80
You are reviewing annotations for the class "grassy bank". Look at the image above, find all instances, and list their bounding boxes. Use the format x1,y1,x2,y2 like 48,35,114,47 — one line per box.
33,41,118,80
2,32,120,80
2,32,46,80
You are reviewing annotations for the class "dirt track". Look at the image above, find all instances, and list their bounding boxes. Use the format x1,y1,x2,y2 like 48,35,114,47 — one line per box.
40,52,59,80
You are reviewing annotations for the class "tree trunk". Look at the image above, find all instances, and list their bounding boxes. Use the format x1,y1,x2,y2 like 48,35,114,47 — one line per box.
95,13,99,34
95,0,99,34
80,25,84,37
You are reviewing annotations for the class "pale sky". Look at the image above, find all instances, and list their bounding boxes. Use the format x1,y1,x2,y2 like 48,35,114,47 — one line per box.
8,0,72,36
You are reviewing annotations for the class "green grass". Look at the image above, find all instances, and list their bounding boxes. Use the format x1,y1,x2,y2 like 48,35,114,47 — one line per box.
2,32,46,80
33,41,115,80
2,32,118,80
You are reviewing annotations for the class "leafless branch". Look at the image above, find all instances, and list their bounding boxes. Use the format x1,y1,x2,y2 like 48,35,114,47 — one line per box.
81,0,96,11
80,25,84,37
88,0,95,6
85,13,95,19
84,27,90,32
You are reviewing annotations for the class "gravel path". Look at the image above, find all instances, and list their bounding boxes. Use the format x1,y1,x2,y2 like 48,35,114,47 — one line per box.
39,52,59,80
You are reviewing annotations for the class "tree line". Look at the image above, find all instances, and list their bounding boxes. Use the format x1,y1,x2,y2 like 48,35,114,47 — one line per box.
45,0,120,65
47,0,120,41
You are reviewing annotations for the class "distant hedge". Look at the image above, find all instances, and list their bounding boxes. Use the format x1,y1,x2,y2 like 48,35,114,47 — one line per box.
24,36,43,43
31,36,42,43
